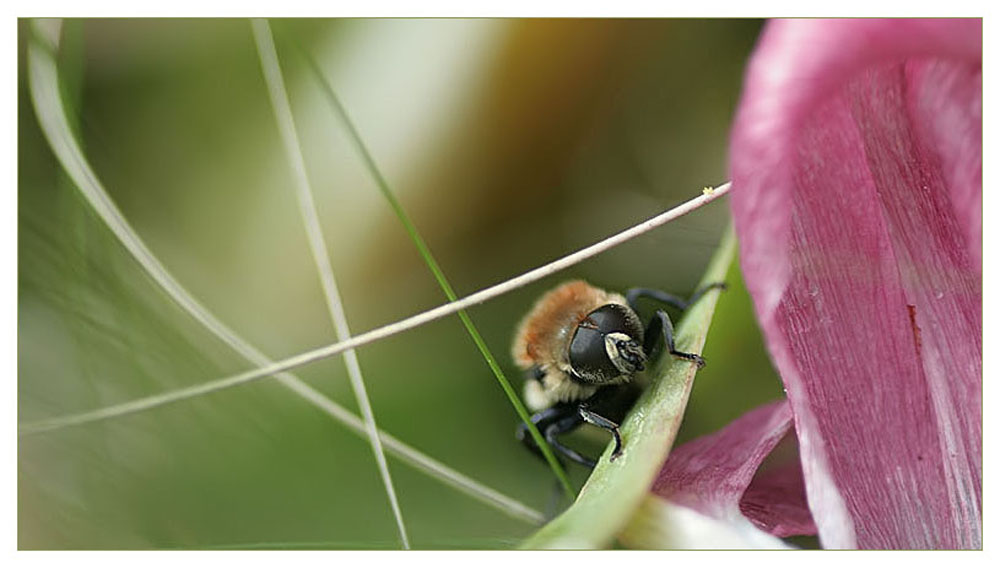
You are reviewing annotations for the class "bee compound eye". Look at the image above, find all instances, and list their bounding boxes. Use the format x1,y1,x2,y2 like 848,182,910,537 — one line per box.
568,304,645,383
569,324,619,384
586,304,643,340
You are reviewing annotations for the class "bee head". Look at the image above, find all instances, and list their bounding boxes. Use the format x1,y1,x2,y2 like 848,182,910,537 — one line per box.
568,303,645,384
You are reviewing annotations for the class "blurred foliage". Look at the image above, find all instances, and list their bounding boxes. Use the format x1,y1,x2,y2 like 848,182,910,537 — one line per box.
18,18,783,549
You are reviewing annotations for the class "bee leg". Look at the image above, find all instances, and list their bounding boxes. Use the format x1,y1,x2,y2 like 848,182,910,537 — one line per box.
627,284,726,368
516,404,595,468
577,407,624,462
644,309,705,369
516,406,564,463
626,282,727,312
545,419,597,468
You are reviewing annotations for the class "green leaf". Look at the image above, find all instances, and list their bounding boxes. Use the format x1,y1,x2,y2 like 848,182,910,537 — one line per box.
520,225,736,549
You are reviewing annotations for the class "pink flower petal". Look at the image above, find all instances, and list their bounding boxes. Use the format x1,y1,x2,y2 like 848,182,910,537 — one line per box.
729,19,981,549
740,462,816,538
652,400,814,538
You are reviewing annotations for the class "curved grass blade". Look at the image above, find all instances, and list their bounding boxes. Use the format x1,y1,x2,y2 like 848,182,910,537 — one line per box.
24,18,544,527
287,39,576,499
521,226,736,549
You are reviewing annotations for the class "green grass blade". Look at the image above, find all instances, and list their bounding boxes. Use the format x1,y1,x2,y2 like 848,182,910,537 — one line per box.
520,226,736,549
291,39,575,500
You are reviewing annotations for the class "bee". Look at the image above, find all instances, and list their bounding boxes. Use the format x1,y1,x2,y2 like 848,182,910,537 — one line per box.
512,280,725,467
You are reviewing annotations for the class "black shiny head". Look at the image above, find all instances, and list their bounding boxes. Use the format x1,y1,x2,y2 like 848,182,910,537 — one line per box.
568,304,646,385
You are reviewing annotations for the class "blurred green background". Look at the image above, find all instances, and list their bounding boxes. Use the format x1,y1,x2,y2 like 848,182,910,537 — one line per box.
18,18,784,549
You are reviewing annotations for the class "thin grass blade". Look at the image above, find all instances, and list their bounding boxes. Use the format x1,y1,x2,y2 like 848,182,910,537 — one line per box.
251,18,409,549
